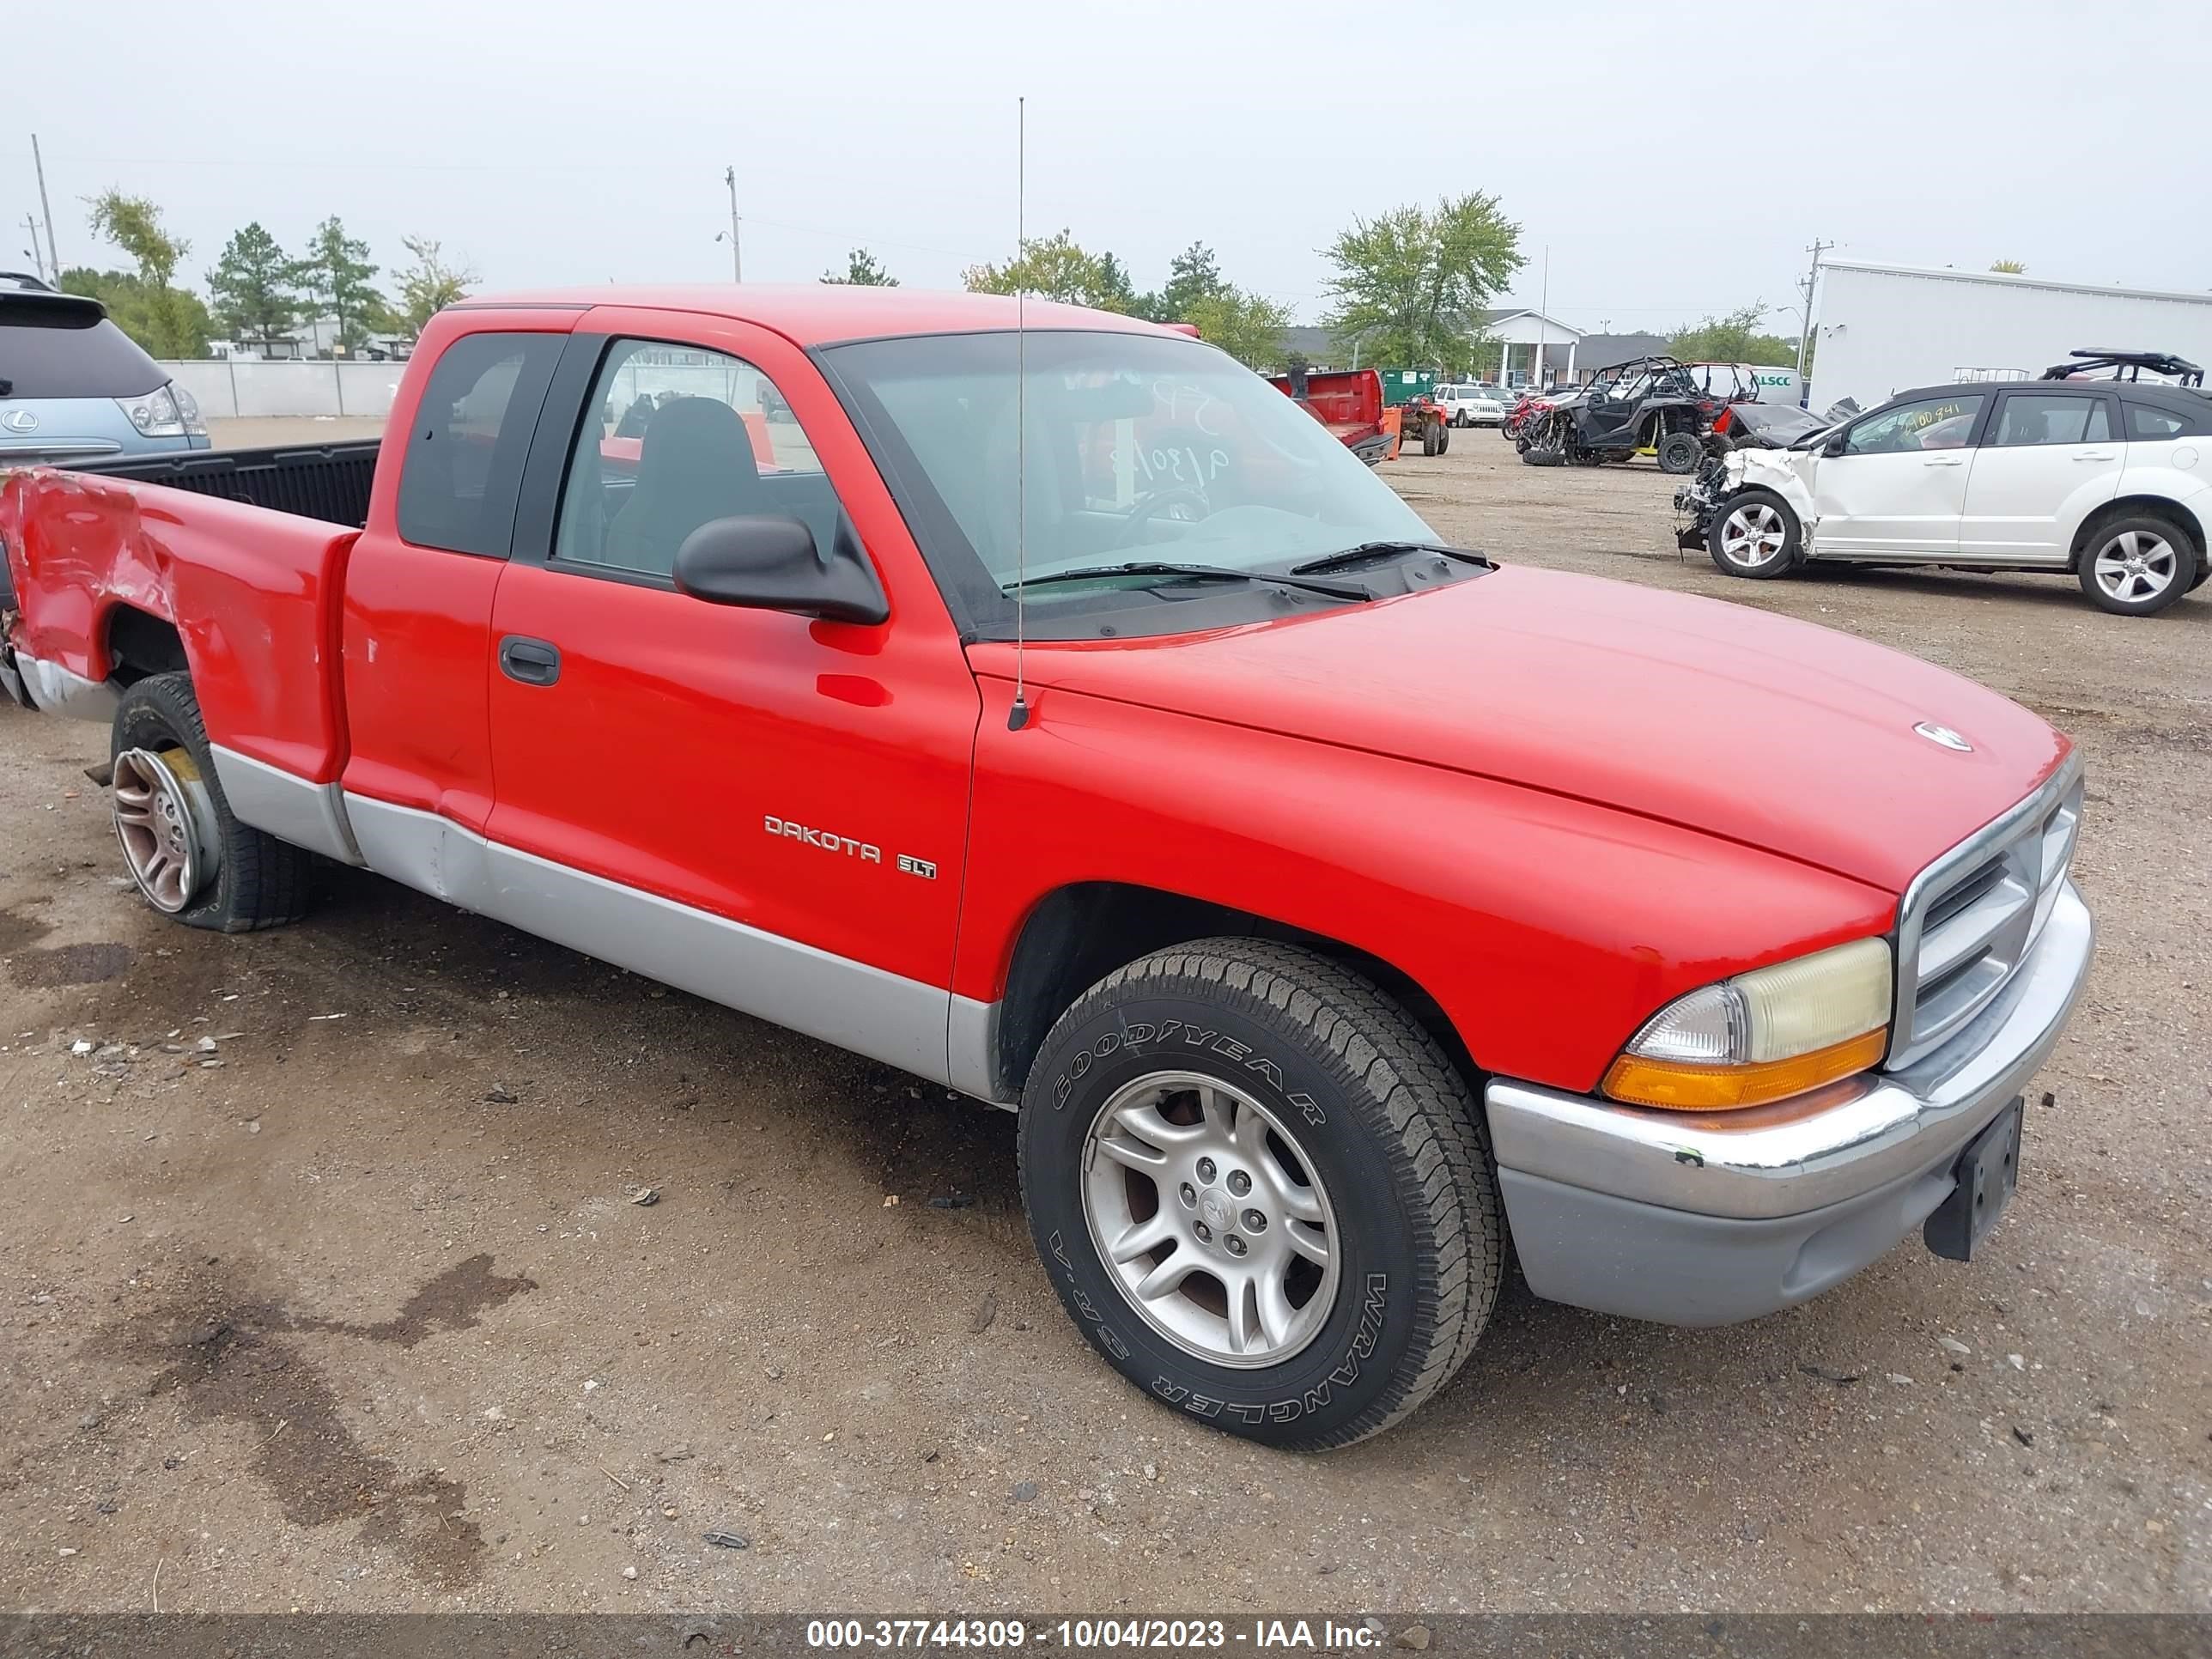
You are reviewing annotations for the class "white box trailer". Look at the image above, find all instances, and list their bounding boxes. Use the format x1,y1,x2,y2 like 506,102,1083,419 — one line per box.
1810,260,2212,412
1746,364,1802,404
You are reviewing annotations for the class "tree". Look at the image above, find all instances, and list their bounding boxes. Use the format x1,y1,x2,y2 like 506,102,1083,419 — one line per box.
59,267,213,361
395,235,478,334
1990,258,2028,274
81,189,209,358
1182,285,1292,370
1322,192,1524,370
1093,252,1141,314
299,216,393,353
1668,303,1800,365
1160,241,1224,319
963,229,1130,311
208,222,305,343
821,246,898,286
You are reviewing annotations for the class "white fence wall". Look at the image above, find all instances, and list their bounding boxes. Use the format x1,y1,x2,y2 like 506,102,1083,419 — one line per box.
159,359,407,421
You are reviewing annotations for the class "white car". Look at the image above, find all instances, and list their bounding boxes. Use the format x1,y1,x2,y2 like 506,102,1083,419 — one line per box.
1679,378,2212,615
1433,383,1510,427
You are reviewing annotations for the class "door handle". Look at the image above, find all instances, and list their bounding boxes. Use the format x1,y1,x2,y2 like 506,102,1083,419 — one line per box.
1923,455,1965,466
498,635,562,687
2074,451,2117,461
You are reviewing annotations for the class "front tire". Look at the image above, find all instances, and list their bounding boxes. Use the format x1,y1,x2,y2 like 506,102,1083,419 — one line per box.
1707,488,1802,580
2077,515,2197,615
1018,939,1501,1450
1656,431,1704,474
110,672,314,932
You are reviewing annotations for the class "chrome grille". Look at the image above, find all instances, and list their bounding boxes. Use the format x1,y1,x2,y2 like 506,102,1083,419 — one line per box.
1887,760,2082,1069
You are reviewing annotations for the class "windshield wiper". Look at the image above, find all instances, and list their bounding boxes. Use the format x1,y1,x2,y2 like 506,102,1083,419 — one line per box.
1008,562,1370,601
1290,540,1489,575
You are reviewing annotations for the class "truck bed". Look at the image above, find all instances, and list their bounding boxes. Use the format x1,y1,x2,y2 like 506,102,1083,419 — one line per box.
1,457,361,784
67,439,380,528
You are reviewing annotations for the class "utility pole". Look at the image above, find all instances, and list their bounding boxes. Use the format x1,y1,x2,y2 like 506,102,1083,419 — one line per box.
32,133,59,277
19,214,44,283
1534,245,1549,387
722,166,742,283
1796,238,1833,378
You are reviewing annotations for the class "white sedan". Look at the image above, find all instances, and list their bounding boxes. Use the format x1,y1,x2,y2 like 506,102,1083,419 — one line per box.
1680,380,2211,615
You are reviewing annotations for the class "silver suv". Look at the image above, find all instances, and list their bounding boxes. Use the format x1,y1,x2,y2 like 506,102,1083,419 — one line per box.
1,273,209,467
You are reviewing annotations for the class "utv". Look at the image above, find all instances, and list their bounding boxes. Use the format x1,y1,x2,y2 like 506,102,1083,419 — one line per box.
1516,354,1711,474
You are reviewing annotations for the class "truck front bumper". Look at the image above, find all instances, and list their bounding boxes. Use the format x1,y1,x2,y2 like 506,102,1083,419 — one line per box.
1483,880,2093,1326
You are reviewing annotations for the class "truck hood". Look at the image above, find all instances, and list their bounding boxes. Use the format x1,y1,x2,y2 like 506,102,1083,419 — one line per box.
977,565,2069,894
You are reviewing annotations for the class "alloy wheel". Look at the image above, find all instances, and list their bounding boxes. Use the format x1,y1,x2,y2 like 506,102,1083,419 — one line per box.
112,746,217,914
1720,502,1788,568
2093,530,2177,604
1080,1071,1340,1368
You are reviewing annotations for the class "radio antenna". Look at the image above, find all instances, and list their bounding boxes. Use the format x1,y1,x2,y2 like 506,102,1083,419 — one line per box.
1007,94,1033,732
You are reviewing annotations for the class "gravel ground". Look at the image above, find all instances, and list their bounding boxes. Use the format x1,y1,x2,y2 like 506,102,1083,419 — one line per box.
2,434,2206,1616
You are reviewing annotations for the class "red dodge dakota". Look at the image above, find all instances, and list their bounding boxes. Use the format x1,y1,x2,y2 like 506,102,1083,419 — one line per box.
0,287,2093,1449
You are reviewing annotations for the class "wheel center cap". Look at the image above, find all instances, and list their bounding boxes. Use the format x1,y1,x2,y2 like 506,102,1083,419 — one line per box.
1197,1190,1231,1232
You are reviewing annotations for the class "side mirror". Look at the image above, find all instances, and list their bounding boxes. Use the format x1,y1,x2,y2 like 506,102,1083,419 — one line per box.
1822,429,1849,458
672,514,888,625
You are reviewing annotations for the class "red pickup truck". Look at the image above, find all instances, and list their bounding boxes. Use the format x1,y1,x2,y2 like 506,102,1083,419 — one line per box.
0,287,2094,1449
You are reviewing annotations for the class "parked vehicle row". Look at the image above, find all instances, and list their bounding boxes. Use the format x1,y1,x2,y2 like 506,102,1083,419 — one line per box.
1678,351,2210,616
3,286,2095,1449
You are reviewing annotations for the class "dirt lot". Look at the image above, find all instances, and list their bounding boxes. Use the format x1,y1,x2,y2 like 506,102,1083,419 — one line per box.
3,434,2207,1616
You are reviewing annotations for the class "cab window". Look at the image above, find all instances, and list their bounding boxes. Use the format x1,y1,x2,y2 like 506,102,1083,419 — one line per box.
551,338,839,581
395,331,562,556
1840,394,1984,457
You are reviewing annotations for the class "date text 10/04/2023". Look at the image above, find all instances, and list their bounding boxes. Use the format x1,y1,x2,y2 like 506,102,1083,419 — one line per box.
803,1619,1389,1650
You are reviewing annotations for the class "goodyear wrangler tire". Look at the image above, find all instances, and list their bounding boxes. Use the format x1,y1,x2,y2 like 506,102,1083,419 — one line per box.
1018,938,1501,1450
110,672,314,933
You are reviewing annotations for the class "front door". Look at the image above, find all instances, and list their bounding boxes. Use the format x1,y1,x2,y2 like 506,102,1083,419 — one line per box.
340,318,567,830
1956,390,2122,563
1809,392,1986,557
482,313,981,1081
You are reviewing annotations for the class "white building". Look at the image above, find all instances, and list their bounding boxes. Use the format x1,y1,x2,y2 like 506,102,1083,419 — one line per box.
1480,309,1582,387
1811,260,2212,411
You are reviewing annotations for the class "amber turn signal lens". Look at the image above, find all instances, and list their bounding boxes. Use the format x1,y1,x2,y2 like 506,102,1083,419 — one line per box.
1601,1027,1887,1112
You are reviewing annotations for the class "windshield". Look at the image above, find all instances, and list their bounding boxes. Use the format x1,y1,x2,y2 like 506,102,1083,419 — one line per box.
823,329,1438,636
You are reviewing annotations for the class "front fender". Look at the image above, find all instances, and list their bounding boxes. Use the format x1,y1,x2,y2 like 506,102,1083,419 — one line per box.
1727,450,1820,526
954,680,1894,1097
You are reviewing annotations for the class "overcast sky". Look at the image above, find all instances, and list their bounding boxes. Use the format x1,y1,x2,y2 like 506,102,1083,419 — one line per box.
10,1,2208,336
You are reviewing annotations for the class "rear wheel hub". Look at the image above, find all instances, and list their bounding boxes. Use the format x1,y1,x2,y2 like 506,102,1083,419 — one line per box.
112,746,218,913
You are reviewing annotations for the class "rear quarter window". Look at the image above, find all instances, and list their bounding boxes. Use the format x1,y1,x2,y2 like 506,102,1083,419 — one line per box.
0,316,167,399
2124,400,2212,441
394,331,562,557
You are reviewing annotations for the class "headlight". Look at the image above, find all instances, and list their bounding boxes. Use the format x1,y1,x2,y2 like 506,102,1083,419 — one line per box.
1602,937,1892,1111
173,385,207,437
118,385,187,438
